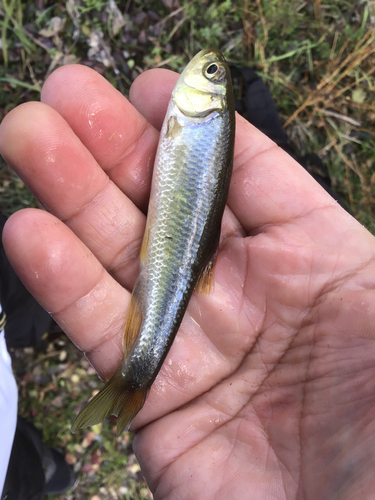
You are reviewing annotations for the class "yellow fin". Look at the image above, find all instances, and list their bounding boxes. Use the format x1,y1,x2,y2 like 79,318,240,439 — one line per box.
139,220,150,265
116,388,147,435
71,364,148,436
123,285,143,356
195,248,218,295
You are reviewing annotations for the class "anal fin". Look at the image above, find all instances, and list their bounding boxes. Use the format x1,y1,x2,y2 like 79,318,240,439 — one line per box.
123,282,143,356
195,246,218,295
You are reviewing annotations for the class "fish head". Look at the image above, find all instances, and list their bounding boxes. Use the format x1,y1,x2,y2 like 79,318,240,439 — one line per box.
172,49,232,118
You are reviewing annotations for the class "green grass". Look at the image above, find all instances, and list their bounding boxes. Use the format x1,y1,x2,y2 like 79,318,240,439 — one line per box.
1,0,375,498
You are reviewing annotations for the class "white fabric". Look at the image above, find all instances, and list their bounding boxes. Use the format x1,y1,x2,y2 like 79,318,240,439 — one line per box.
0,305,18,497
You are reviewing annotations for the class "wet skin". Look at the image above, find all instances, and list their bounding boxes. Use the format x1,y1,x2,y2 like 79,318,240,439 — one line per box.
1,64,375,499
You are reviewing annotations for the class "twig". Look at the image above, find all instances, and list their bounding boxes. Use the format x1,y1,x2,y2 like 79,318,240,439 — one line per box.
341,133,363,145
319,109,361,127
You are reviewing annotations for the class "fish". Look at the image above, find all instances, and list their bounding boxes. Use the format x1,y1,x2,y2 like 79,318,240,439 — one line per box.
71,48,235,436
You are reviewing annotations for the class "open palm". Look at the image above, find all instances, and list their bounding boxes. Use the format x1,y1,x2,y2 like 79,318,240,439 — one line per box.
1,65,375,500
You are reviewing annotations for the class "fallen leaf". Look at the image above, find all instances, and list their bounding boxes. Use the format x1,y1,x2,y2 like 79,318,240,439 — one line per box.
82,431,96,448
352,88,366,103
51,395,63,408
59,350,67,362
65,453,77,465
39,17,66,37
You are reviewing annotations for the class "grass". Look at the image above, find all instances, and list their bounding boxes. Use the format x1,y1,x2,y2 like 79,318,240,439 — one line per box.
1,0,374,498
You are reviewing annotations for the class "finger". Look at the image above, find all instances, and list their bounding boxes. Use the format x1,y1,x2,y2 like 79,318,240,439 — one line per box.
2,209,127,380
41,64,159,211
129,68,178,131
229,114,348,233
0,102,144,290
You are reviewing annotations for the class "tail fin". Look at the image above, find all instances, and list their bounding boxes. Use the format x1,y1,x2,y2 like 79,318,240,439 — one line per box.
71,365,147,436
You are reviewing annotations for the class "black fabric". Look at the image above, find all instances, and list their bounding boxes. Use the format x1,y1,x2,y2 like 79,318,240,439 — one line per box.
230,66,297,158
1,417,77,499
1,417,45,500
43,448,77,495
0,214,53,349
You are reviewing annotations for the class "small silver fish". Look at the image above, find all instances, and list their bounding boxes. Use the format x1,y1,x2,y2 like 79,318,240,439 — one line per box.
72,48,235,435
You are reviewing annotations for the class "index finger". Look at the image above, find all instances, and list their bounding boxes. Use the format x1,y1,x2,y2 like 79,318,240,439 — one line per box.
41,64,159,212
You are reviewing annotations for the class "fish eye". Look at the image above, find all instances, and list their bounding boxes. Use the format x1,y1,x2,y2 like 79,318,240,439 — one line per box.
207,63,218,74
205,63,220,78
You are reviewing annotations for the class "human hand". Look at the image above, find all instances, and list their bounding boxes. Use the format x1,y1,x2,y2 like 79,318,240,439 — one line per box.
1,64,375,500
